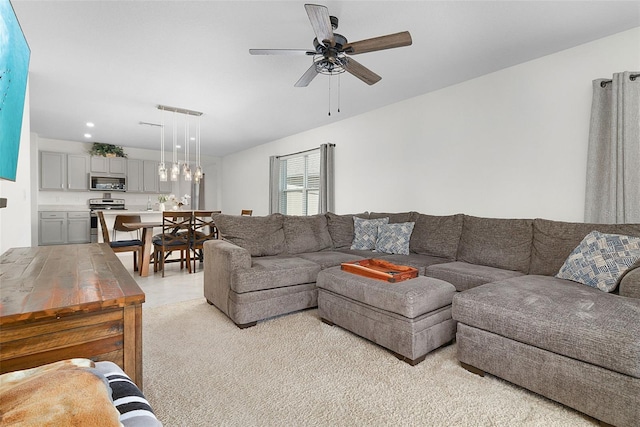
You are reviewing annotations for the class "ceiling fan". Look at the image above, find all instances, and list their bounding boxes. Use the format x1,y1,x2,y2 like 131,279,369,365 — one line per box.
249,4,412,87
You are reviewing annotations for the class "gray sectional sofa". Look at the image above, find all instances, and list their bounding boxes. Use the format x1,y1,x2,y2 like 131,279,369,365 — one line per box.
203,211,640,427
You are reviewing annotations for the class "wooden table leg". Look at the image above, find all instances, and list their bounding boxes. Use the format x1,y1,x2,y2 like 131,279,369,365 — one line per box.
139,227,153,277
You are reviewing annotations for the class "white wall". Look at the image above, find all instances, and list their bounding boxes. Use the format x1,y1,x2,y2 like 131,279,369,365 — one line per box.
0,82,32,255
221,27,640,221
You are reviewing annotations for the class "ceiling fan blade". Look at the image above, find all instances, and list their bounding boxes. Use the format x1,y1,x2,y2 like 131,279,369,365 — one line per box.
343,31,412,55
342,58,381,85
249,49,315,56
294,64,319,87
304,4,335,47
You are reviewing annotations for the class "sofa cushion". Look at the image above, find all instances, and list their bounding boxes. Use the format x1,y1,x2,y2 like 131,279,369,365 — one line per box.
425,261,524,292
555,231,640,292
377,253,452,276
283,214,333,254
452,275,640,379
368,211,416,223
297,251,365,269
457,215,533,273
317,267,455,319
351,217,389,250
232,255,321,293
530,218,640,276
375,222,415,255
409,213,463,259
325,212,369,249
213,213,285,257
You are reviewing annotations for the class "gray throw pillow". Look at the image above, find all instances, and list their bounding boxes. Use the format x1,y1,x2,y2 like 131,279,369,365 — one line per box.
213,213,285,256
351,217,389,250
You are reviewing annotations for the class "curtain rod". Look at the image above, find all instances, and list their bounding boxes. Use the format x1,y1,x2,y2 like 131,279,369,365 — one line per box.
600,73,640,87
275,143,335,159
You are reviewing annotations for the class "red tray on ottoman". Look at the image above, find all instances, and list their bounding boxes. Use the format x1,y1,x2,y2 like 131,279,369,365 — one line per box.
340,258,419,283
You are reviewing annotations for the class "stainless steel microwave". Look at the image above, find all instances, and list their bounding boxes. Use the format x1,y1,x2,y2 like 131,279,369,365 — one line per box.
89,174,126,191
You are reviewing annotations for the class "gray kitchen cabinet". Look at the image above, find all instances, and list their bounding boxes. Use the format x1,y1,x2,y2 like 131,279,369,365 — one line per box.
39,211,90,245
143,160,158,193
67,154,90,191
67,212,91,243
39,212,67,245
91,156,127,174
40,151,65,190
126,159,144,192
40,151,89,191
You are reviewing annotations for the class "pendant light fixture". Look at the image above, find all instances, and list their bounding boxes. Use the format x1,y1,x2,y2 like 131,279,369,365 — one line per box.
157,104,203,182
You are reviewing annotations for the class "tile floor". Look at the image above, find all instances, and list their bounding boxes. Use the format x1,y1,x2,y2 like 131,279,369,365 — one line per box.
116,252,204,309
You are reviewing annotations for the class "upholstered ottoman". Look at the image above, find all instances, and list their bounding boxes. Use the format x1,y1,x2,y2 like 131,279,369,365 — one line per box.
317,266,457,365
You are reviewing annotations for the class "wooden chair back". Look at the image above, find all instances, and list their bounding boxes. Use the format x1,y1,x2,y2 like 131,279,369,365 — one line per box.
240,209,253,216
96,210,142,271
97,211,111,243
153,211,193,277
113,214,142,240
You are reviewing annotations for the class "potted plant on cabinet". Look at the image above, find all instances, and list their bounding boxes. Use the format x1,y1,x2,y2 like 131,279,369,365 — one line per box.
88,143,127,158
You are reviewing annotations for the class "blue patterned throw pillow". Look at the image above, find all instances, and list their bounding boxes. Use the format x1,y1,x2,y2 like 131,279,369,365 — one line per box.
375,222,416,255
556,231,640,292
351,217,389,250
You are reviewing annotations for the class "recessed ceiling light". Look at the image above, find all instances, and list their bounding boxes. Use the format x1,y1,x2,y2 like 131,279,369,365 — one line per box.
86,122,94,127
84,133,92,138
176,145,181,148
190,137,195,141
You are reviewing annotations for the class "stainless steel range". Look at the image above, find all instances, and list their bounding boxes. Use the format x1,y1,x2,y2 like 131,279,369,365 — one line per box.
89,197,126,242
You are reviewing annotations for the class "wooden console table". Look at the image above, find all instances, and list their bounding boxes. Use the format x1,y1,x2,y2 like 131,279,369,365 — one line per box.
0,243,145,388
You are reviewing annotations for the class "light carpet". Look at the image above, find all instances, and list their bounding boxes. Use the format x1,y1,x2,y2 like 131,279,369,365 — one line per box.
143,299,596,426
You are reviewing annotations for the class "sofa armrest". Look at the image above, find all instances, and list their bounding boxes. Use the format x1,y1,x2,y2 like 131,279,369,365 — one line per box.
203,240,252,316
619,260,640,299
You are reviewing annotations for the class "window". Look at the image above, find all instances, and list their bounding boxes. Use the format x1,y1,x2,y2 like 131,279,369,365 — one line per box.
270,144,334,216
279,149,320,215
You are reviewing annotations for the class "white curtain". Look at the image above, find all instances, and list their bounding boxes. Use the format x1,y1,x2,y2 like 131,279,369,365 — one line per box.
585,71,640,223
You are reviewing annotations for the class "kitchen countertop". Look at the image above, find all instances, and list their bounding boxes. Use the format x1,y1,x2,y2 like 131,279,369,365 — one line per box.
38,205,89,211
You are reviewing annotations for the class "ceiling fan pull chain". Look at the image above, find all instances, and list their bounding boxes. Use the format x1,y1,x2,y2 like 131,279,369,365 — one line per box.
328,74,332,116
337,74,341,113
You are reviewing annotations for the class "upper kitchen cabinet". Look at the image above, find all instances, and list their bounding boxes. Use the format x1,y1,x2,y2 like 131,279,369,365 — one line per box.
40,151,65,190
126,159,143,192
67,154,90,190
142,160,158,193
40,151,89,191
90,156,127,174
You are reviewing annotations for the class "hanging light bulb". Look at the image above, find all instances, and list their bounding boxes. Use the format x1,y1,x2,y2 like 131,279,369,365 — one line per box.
158,108,167,181
183,114,192,181
171,111,179,181
194,115,203,182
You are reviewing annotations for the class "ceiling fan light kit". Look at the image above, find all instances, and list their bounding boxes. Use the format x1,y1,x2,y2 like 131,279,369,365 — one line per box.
250,4,412,88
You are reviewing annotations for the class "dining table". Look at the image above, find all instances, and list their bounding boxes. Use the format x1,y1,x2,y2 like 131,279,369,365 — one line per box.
123,221,162,277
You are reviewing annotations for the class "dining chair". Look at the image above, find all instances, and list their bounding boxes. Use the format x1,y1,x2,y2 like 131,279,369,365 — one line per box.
152,211,193,277
97,211,143,271
190,210,220,271
113,214,142,241
240,209,253,216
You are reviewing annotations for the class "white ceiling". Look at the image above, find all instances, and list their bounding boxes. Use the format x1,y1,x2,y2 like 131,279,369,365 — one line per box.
11,1,640,157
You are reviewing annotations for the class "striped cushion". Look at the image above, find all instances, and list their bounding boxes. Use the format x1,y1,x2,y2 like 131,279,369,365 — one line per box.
94,362,162,427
